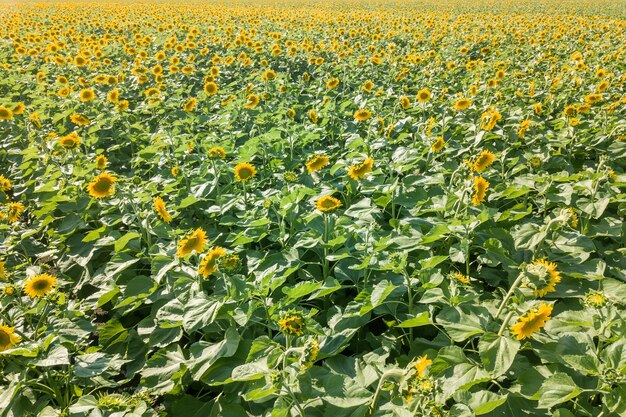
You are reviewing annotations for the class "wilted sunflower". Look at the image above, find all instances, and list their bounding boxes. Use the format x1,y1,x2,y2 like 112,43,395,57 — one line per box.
70,113,90,126
198,247,226,277
208,146,226,159
153,197,172,223
510,303,553,340
417,88,432,103
177,228,207,257
431,137,445,152
315,195,342,212
58,132,81,149
305,154,329,173
234,162,256,182
23,273,57,298
87,173,116,198
6,202,25,223
353,109,372,121
95,155,108,169
0,175,12,192
348,157,374,180
473,150,496,172
524,259,561,297
79,88,95,102
245,94,259,108
472,176,489,205
0,325,21,352
454,97,471,110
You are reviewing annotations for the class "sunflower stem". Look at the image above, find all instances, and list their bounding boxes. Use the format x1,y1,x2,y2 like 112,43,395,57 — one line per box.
497,311,515,336
495,272,525,320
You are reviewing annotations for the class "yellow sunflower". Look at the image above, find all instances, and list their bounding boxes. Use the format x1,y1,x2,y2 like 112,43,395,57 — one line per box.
183,97,198,112
234,162,256,182
326,77,340,89
95,155,108,170
0,106,14,120
278,311,305,336
6,202,25,223
473,150,496,172
454,98,471,111
315,195,342,212
245,94,259,109
24,273,57,298
415,355,432,377
198,247,226,277
79,88,95,102
154,197,172,223
431,137,445,152
472,176,489,206
0,175,12,192
348,157,374,180
305,154,330,173
353,109,372,121
204,82,218,96
524,259,561,297
417,88,432,103
208,146,226,159
510,303,553,340
70,114,90,126
58,132,81,149
107,89,120,103
177,228,207,257
87,173,116,198
0,325,21,352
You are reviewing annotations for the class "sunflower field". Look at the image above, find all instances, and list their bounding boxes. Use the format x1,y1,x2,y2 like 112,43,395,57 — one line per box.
0,0,625,416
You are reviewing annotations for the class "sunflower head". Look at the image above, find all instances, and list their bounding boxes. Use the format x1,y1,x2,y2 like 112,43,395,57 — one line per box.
198,246,226,277
245,94,259,108
95,155,108,170
473,150,496,172
87,173,116,198
24,273,57,298
510,303,553,340
414,355,432,377
277,310,305,336
583,290,608,308
70,113,90,126
454,98,471,110
417,88,432,103
0,324,21,352
183,97,198,112
208,146,226,159
0,106,14,120
348,157,374,180
59,132,81,149
431,137,445,152
153,197,172,223
305,154,329,173
0,175,12,192
471,176,489,206
353,109,372,121
315,195,342,212
234,162,256,182
177,228,207,257
523,259,561,297
79,88,95,102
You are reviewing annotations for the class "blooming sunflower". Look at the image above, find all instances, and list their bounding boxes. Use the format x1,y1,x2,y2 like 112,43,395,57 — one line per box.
58,132,81,149
415,355,432,377
0,106,14,120
183,97,198,112
153,197,172,223
517,120,532,138
6,202,25,223
362,80,374,92
70,113,90,126
453,272,470,284
87,173,116,198
177,228,207,257
245,94,259,108
79,88,95,102
234,162,256,182
400,96,410,109
431,137,445,152
348,157,374,180
353,109,372,121
278,311,305,336
208,146,226,159
417,88,432,103
0,324,21,352
95,155,108,170
305,154,329,173
23,273,57,298
524,259,561,297
584,93,602,105
473,150,496,172
326,77,340,89
0,175,11,192
198,247,226,277
510,303,553,340
107,89,120,103
472,176,489,206
308,109,318,124
315,195,342,212
454,98,471,110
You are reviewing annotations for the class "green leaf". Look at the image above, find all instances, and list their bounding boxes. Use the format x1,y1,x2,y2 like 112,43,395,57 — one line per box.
114,231,141,252
478,333,520,377
532,372,582,409
396,311,431,328
188,328,240,380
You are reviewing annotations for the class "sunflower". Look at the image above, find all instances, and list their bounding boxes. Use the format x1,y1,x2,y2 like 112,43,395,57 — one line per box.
177,228,207,257
153,197,172,223
79,88,95,102
171,166,180,177
473,150,496,172
0,175,12,192
417,88,431,103
472,176,489,206
0,260,5,279
183,97,197,112
584,93,602,105
287,108,296,119
315,195,342,212
245,93,259,109
95,155,108,169
563,105,577,117
116,100,129,111
198,246,226,277
278,311,305,336
70,113,90,126
0,106,14,121
6,202,25,223
453,272,470,284
107,89,120,103
208,146,226,159
524,259,561,297
454,97,471,110
400,96,410,109
415,355,432,377
353,109,372,121
517,119,532,138
23,273,57,298
431,136,445,152
326,77,340,89
58,132,81,149
308,109,318,124
597,80,610,92
87,173,116,198
234,162,256,182
348,157,374,180
362,80,374,92
0,325,20,352
305,154,329,173
510,303,553,340
12,102,26,115
480,108,502,131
